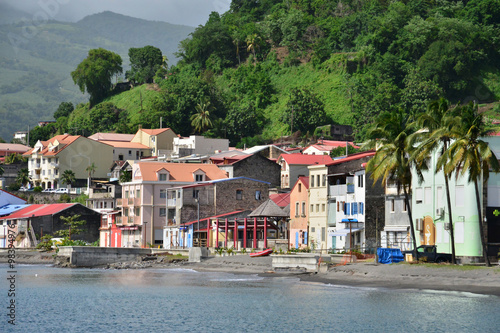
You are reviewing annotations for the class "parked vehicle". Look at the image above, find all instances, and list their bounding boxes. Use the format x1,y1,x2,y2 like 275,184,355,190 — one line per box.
54,188,69,194
404,245,452,263
42,188,55,193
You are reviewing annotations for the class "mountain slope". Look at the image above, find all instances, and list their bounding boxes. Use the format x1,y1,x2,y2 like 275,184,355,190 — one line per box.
0,11,194,141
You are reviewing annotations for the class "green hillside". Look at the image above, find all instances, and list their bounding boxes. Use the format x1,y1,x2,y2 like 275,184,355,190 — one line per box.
0,10,194,141
28,1,500,147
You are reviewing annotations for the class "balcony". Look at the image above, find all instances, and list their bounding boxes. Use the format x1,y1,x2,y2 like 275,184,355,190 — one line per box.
116,198,123,206
329,184,346,196
115,216,123,225
167,198,176,207
328,219,336,227
347,184,355,193
132,198,141,206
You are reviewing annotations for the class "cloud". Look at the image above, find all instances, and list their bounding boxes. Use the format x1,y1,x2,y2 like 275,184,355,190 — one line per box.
4,0,231,27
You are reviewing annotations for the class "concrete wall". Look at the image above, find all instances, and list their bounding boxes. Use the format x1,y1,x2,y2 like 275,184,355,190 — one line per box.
58,246,154,267
272,254,319,272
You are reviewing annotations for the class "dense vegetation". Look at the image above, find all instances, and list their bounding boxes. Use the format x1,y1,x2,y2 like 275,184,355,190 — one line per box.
29,1,500,145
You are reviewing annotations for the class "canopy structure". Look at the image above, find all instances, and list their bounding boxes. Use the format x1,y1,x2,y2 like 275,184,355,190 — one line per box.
341,218,358,223
330,227,364,236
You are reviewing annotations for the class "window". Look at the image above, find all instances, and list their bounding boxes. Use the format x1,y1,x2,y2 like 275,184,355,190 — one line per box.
255,190,261,200
424,187,432,204
403,200,407,212
298,183,302,192
455,185,464,207
193,190,199,199
359,202,364,214
310,204,314,213
311,176,315,187
178,191,181,198
352,202,358,214
119,155,124,161
317,175,320,187
358,174,364,187
124,208,129,216
159,208,166,217
125,190,129,198
344,202,350,215
136,189,140,198
135,207,140,216
415,188,423,204
295,202,300,217
195,174,204,182
302,202,306,216
159,173,167,181
316,204,319,212
321,227,325,242
160,189,167,199
236,190,243,200
322,204,325,212
391,199,395,212
128,150,132,155
322,175,326,187
311,227,315,233
436,186,443,209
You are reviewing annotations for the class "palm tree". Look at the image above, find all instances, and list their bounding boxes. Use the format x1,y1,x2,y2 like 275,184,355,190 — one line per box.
411,98,458,264
85,162,96,189
16,168,30,187
246,33,260,62
119,170,132,183
364,109,424,257
190,98,213,134
443,102,499,266
61,170,76,188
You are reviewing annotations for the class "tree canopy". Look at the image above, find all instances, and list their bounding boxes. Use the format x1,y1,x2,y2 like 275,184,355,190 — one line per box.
71,48,122,107
126,46,164,84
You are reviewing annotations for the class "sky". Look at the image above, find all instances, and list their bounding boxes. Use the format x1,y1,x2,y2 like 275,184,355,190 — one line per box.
4,0,232,27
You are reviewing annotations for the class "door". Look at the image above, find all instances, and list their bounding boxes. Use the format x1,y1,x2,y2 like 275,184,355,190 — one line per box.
332,236,336,251
295,232,299,249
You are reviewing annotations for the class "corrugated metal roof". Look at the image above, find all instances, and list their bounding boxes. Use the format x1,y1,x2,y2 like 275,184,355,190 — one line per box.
279,153,333,165
0,204,31,217
0,203,77,220
325,151,375,166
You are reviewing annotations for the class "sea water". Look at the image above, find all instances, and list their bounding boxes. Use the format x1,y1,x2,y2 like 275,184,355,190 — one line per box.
1,264,498,332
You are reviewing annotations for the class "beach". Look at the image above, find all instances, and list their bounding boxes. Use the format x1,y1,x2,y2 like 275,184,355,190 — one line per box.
3,250,500,297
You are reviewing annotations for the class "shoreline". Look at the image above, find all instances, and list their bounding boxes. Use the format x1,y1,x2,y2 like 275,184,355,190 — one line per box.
2,251,499,297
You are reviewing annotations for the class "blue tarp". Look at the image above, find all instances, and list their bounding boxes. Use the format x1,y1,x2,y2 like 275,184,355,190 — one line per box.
377,248,404,264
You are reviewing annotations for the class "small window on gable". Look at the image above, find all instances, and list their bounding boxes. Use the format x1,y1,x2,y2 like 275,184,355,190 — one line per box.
236,190,243,200
159,173,167,181
298,183,302,192
195,174,204,182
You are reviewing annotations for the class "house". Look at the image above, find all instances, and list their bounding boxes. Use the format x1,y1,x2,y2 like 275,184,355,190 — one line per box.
278,153,333,189
172,135,229,158
117,161,228,247
88,133,135,142
0,203,101,248
167,177,270,228
109,160,134,181
23,134,114,190
0,190,28,247
0,143,31,160
410,136,500,263
325,151,382,252
302,140,359,156
13,131,28,145
308,164,329,251
211,153,281,187
289,177,309,249
131,128,178,158
382,183,411,250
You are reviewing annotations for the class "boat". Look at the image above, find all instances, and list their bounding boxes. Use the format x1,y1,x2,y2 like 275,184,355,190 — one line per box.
249,248,273,257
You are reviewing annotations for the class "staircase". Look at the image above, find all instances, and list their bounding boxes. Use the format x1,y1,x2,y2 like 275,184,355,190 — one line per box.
28,226,38,247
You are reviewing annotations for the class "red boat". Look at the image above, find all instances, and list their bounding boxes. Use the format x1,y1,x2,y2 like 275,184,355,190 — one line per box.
249,248,273,257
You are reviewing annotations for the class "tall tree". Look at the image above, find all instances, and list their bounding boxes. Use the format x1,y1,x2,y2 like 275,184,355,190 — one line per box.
411,98,458,264
365,109,424,257
443,102,500,266
55,214,86,241
85,163,96,189
126,46,164,84
71,48,122,107
283,87,327,135
53,102,74,120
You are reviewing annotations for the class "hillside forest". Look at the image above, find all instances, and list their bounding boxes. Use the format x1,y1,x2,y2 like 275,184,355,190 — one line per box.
26,0,500,147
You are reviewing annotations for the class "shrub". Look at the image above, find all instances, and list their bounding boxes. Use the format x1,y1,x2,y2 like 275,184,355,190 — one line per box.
36,235,54,252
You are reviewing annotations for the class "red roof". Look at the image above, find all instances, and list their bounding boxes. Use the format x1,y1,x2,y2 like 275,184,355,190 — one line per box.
269,192,290,208
321,140,360,148
279,153,333,165
182,210,245,226
326,151,376,166
210,154,251,165
0,203,78,220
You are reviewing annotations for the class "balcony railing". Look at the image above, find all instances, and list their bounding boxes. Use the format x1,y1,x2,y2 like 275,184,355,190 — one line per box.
116,199,123,206
115,216,123,225
167,199,176,207
329,184,347,196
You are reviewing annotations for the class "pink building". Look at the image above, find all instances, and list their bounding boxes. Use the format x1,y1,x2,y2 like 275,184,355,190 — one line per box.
117,161,228,247
289,176,309,249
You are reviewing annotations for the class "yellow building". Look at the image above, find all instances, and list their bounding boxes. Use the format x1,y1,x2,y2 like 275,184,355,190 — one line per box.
307,164,329,251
